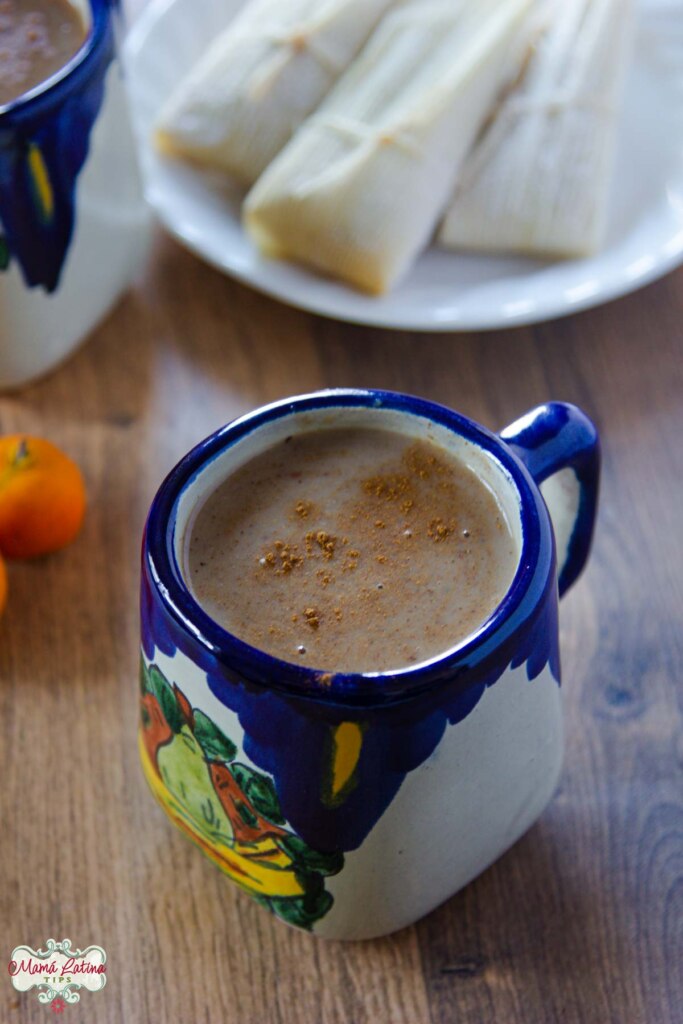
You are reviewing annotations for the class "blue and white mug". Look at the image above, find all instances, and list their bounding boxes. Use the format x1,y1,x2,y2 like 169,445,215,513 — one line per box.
139,390,600,940
0,0,149,389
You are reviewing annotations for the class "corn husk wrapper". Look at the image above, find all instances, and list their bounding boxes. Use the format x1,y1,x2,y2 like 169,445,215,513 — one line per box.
439,0,634,258
155,0,395,186
244,0,532,295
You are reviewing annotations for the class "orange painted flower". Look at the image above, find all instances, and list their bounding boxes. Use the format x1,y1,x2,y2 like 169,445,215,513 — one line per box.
140,692,173,764
0,435,86,559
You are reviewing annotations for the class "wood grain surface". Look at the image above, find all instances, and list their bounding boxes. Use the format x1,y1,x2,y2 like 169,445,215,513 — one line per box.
1,229,682,1024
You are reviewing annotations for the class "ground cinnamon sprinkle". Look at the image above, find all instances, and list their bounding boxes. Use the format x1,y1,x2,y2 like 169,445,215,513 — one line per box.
255,444,461,610
316,531,336,559
295,500,313,519
404,446,446,478
261,541,303,573
304,607,320,629
362,473,411,501
428,518,454,542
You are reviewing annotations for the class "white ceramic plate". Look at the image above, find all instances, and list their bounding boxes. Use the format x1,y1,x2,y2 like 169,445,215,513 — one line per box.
124,0,683,332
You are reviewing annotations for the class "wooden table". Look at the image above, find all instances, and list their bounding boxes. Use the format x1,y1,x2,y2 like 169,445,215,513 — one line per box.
2,225,682,1022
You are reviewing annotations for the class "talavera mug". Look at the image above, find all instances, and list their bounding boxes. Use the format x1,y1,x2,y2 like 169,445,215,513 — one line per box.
139,390,600,941
0,0,149,389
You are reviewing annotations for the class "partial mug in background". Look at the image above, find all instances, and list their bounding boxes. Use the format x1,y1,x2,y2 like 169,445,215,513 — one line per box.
0,0,149,389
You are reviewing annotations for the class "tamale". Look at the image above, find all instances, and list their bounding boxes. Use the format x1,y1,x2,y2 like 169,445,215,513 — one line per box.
244,0,532,294
155,0,395,186
439,0,634,258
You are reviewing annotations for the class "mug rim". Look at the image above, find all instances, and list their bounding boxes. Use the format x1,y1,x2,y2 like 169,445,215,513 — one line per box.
0,0,111,120
144,389,554,703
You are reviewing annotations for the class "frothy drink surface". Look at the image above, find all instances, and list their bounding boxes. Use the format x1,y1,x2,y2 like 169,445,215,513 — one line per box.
186,428,518,674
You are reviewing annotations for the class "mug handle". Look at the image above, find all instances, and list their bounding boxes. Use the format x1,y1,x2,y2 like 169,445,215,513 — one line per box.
500,403,600,598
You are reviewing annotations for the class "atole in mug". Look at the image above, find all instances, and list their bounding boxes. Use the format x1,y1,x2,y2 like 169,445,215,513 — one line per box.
139,390,600,940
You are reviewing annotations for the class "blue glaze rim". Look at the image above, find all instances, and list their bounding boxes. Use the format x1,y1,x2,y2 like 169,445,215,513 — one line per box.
0,0,113,123
144,390,555,705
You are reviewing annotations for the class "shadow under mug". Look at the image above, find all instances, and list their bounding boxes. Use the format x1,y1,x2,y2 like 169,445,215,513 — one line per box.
139,389,600,940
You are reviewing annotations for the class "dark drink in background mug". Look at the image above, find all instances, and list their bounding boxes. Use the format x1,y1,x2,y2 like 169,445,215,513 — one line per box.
139,390,600,940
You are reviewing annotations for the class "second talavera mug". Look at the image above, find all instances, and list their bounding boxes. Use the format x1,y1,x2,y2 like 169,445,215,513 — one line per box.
0,0,149,389
139,390,600,940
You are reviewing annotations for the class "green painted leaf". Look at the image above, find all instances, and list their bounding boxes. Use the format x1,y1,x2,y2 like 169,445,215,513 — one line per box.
193,710,237,763
230,763,285,825
0,237,10,272
268,889,334,931
278,834,344,877
236,800,258,828
147,665,183,734
139,655,150,696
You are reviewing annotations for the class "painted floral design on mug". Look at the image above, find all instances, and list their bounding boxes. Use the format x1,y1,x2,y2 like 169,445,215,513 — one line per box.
139,658,343,929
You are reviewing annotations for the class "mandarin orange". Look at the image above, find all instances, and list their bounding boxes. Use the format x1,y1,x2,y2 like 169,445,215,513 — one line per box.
0,436,86,559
